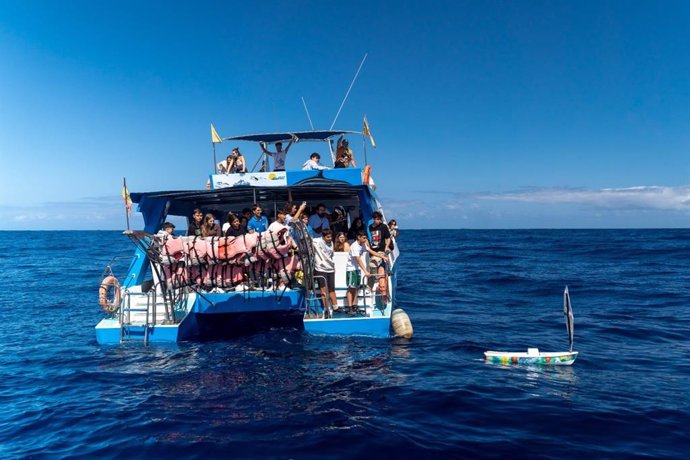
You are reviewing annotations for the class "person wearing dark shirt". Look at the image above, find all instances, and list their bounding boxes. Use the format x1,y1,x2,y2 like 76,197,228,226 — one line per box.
187,208,203,236
225,214,245,237
368,212,391,253
347,217,364,241
201,213,221,237
368,211,391,292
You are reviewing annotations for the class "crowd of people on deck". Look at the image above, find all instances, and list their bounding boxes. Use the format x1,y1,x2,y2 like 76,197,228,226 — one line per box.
216,135,359,173
160,202,398,315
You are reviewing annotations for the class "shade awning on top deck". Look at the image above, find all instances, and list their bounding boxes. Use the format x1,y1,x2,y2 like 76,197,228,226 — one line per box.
223,130,360,144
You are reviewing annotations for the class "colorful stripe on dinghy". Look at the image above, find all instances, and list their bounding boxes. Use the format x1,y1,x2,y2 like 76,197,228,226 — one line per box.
484,349,578,365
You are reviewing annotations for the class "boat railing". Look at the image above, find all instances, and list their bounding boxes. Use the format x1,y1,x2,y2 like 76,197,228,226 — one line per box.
124,229,308,298
305,274,329,319
124,230,178,310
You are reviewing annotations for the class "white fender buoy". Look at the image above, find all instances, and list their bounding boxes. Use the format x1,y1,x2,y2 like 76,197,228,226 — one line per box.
391,308,413,339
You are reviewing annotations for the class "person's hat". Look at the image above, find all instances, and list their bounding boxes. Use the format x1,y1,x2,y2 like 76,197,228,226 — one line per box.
163,221,175,229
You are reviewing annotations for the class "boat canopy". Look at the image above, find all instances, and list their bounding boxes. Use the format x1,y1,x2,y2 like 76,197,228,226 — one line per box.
131,184,368,217
224,130,360,144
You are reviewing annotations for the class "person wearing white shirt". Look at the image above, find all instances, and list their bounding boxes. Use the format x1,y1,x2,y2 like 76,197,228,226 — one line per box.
260,134,297,172
268,209,290,235
302,152,330,170
346,231,387,314
312,229,337,316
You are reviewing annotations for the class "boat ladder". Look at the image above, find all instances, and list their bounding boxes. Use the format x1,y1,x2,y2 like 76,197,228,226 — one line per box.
119,289,156,345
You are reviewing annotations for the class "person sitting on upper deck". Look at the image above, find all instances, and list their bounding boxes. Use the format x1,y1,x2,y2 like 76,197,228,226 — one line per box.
230,148,246,173
247,204,268,233
335,136,356,167
308,203,330,236
187,208,204,237
302,152,330,170
218,148,246,174
201,213,221,237
260,134,297,172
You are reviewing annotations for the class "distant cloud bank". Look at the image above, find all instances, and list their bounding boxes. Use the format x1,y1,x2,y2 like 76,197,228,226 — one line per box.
0,185,688,230
380,185,689,228
476,185,690,211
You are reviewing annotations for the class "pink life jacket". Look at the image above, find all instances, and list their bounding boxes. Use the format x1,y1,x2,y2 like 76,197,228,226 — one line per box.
258,228,293,260
163,262,188,289
220,264,245,286
160,235,184,265
183,236,209,265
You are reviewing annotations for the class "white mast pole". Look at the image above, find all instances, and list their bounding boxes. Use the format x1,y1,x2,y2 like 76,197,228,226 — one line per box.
329,53,367,130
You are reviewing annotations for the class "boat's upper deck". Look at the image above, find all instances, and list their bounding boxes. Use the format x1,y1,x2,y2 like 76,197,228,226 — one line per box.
210,167,364,190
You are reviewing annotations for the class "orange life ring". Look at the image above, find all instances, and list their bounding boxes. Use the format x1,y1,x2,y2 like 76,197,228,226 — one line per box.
362,165,372,185
99,275,121,314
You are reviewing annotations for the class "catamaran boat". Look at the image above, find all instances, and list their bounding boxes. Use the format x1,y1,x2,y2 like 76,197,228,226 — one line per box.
95,130,412,345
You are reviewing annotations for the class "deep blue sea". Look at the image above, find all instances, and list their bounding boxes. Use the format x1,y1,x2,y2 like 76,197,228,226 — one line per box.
0,229,688,459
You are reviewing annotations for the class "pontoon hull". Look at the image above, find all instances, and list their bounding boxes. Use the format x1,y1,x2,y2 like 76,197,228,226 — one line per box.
303,316,391,337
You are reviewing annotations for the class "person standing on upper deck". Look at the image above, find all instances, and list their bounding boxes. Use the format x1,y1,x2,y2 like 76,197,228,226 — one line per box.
308,203,330,236
247,204,268,233
336,136,356,167
260,134,297,172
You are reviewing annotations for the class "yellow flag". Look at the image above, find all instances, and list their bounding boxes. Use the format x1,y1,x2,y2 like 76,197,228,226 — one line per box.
210,123,223,144
363,115,376,148
122,178,132,214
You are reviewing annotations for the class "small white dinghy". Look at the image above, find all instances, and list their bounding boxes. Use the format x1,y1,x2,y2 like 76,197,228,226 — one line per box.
484,287,578,366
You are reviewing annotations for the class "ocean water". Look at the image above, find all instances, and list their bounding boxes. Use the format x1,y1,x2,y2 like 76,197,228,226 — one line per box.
0,229,688,459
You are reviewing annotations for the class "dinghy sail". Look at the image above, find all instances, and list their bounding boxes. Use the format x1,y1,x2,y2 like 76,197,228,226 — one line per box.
564,286,574,353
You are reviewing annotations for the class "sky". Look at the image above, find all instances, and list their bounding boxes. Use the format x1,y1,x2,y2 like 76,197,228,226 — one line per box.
1,0,688,229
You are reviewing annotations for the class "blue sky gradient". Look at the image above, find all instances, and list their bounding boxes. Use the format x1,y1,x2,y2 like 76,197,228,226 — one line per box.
1,1,688,229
